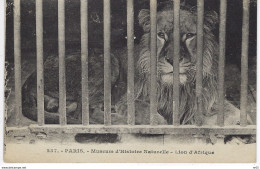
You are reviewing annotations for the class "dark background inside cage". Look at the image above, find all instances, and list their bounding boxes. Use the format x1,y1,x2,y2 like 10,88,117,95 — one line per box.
5,0,257,61
5,0,256,109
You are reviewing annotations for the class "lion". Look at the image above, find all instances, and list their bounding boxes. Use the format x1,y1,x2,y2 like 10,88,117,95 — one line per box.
115,4,253,127
22,49,124,124
22,4,252,132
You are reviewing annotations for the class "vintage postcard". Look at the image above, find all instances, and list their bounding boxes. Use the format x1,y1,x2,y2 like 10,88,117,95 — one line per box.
4,0,256,163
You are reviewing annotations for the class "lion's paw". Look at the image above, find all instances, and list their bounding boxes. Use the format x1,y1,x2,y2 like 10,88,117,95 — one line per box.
153,113,168,125
115,101,127,117
225,135,256,145
44,98,59,113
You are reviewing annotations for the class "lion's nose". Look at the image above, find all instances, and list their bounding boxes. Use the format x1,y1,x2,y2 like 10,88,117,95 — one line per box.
166,57,183,65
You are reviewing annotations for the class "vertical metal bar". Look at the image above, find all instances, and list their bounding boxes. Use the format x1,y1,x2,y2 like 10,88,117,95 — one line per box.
195,0,204,126
240,0,250,127
36,0,44,126
81,0,89,125
58,0,66,125
127,0,135,125
173,0,180,126
150,0,157,125
13,0,22,126
217,0,227,127
104,0,111,125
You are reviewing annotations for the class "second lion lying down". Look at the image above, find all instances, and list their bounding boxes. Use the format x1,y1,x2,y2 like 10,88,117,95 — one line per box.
22,4,252,126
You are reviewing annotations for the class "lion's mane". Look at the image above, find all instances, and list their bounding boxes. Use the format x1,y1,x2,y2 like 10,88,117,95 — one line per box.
134,4,220,125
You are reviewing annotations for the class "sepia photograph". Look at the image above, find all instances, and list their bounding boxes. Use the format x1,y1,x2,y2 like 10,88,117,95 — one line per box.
3,0,257,163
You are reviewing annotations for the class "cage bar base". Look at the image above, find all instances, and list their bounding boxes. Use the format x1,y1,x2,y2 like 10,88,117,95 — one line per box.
6,125,256,135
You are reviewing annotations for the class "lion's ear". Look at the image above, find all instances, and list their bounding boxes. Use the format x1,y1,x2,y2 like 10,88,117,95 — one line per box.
204,11,219,31
138,9,150,32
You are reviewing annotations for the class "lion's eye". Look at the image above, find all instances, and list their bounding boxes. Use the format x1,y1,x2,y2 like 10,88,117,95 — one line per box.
186,33,196,39
157,32,165,39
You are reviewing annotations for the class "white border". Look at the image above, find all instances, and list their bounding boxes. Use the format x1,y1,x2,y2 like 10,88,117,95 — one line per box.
0,0,259,168
0,0,5,167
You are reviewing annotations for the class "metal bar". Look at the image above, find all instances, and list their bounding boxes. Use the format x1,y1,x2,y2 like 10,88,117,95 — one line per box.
36,0,44,126
240,0,250,127
81,0,89,125
104,0,111,125
173,0,180,126
195,0,204,126
13,0,22,127
127,0,135,125
58,0,66,125
28,124,257,135
150,0,157,125
217,0,227,127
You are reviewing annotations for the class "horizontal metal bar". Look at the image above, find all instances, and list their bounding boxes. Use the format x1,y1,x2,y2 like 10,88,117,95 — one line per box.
217,0,227,127
127,0,135,125
150,0,157,125
195,0,204,126
36,0,45,126
81,0,89,125
25,125,256,135
240,0,250,127
58,0,67,125
173,0,180,126
104,0,112,125
13,0,22,127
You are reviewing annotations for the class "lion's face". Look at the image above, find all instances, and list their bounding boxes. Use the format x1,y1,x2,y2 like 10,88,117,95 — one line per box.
157,11,197,85
138,7,218,85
